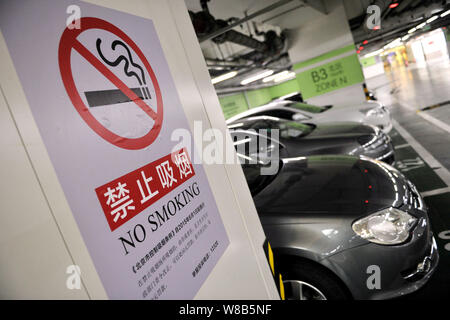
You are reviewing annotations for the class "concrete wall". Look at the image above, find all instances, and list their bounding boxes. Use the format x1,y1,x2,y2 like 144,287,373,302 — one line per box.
0,0,279,299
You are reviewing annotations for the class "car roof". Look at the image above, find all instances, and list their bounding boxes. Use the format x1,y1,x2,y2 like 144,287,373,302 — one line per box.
229,129,286,151
229,115,284,126
226,102,308,124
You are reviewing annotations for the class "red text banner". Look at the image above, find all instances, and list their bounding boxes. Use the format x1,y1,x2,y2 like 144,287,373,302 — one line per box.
96,148,195,231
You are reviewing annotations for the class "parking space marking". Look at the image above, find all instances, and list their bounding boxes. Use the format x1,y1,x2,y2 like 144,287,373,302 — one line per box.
417,110,450,135
394,143,410,149
392,119,450,186
421,187,450,198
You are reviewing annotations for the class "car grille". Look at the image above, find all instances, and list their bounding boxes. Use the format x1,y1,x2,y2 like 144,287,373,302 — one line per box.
364,131,391,150
380,131,391,144
401,236,437,282
405,181,423,209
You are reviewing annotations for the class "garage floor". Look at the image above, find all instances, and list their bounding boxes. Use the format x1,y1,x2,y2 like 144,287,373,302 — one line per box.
366,57,450,299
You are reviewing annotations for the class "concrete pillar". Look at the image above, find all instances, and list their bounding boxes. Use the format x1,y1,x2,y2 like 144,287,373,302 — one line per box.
288,0,366,107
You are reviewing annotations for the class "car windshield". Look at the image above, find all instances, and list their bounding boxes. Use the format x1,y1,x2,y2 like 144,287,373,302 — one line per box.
235,117,314,139
279,121,314,138
282,93,303,102
248,108,310,121
241,162,278,195
289,102,332,113
230,129,281,162
229,130,283,195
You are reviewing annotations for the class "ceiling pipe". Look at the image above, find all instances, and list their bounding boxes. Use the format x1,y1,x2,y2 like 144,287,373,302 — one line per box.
200,0,210,13
395,0,416,13
353,2,444,43
214,29,267,51
198,0,295,43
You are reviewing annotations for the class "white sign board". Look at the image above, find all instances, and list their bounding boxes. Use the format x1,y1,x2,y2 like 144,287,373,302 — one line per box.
0,0,229,299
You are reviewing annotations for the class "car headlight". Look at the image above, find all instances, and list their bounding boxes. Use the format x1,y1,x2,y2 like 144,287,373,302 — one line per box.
365,107,385,117
352,208,417,245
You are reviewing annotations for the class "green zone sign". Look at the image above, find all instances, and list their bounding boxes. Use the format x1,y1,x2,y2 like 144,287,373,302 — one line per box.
218,93,248,119
296,54,364,99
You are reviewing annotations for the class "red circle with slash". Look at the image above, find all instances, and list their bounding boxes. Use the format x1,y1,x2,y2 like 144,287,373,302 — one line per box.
58,17,163,150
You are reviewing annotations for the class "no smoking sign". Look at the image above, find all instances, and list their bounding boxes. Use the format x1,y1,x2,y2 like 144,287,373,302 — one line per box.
58,17,163,150
1,0,230,299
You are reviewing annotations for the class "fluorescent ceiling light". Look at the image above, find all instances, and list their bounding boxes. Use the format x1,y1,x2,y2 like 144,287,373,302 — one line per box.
262,70,289,83
416,22,426,29
240,70,274,85
383,38,402,50
408,27,416,34
426,16,438,23
388,38,401,47
402,35,410,41
211,71,238,84
273,71,296,83
441,9,450,17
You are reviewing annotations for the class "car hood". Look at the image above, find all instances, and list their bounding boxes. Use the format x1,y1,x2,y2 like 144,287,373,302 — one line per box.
308,101,382,121
303,122,376,140
254,155,412,219
322,101,381,114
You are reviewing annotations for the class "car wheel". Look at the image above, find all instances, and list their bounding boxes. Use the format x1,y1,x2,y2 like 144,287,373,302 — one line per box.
281,260,350,300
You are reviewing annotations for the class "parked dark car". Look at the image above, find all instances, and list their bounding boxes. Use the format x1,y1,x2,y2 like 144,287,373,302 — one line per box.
231,131,438,300
229,116,395,164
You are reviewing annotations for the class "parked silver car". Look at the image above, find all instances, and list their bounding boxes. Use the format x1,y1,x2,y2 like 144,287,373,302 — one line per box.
227,99,392,133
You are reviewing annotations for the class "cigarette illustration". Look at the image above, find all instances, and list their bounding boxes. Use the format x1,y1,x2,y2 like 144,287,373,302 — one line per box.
84,38,151,107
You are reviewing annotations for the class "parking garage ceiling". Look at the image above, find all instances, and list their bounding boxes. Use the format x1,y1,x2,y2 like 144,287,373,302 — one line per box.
347,0,450,50
186,0,450,91
185,0,325,30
